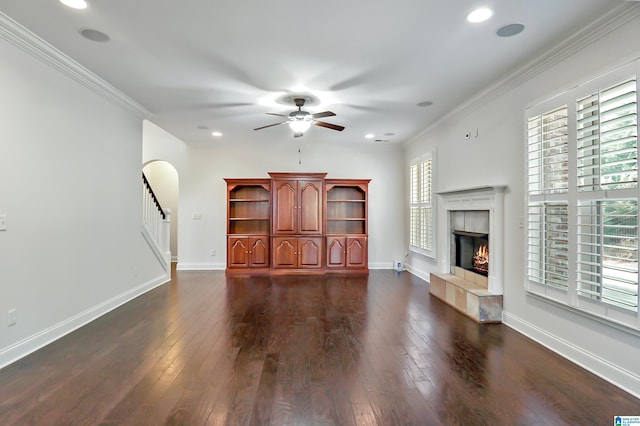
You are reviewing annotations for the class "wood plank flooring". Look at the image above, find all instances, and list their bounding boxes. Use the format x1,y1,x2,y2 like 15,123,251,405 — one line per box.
0,268,638,425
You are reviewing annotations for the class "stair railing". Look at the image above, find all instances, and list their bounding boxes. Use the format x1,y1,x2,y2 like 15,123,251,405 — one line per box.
142,172,171,268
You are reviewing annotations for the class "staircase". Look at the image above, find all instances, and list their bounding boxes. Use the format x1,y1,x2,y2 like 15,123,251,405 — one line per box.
142,172,171,271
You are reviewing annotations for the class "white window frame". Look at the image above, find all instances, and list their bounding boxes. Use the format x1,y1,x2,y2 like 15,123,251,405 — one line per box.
409,151,435,258
525,59,640,331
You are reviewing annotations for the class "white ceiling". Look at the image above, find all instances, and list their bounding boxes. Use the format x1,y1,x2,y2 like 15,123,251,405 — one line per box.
0,1,633,146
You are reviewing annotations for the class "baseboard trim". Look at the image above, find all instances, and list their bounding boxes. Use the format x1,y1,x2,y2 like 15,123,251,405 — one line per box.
405,264,430,283
0,274,169,370
368,262,393,270
502,311,640,399
176,262,225,271
177,262,398,272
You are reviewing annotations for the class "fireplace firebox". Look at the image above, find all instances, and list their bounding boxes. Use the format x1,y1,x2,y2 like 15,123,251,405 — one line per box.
450,209,490,279
453,231,489,276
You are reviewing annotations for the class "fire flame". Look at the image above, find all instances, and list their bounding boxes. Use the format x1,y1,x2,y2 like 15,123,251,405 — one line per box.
473,244,489,272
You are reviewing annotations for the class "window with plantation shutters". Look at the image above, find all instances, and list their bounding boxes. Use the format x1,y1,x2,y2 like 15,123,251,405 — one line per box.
527,106,569,291
410,154,433,253
525,60,640,328
575,78,638,312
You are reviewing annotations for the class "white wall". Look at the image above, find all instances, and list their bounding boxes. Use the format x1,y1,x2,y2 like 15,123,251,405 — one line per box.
142,123,406,270
0,25,167,368
405,15,640,396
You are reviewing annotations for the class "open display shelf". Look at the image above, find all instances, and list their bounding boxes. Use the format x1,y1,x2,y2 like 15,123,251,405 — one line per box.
227,182,270,235
326,185,367,235
325,179,370,271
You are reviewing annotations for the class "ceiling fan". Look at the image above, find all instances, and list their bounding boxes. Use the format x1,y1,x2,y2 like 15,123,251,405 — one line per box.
254,97,345,137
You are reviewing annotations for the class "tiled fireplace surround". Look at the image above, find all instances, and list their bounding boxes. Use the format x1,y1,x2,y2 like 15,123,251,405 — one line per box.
429,186,506,323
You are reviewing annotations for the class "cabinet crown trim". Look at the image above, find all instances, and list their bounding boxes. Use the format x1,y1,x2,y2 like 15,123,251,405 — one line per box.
269,172,327,179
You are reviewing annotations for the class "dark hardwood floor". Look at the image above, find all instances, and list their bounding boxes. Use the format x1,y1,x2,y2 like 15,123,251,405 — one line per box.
0,267,638,425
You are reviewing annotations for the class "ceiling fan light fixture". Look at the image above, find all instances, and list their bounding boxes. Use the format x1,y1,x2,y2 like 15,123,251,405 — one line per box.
289,119,311,133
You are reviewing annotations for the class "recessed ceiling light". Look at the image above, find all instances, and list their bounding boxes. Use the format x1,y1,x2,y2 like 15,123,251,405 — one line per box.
365,134,375,139
60,0,87,9
467,8,493,23
211,131,223,137
80,29,110,42
416,101,433,107
496,23,525,37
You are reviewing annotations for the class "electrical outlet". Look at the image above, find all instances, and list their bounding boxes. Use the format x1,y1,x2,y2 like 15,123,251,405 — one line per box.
0,215,6,231
8,309,16,326
210,249,216,256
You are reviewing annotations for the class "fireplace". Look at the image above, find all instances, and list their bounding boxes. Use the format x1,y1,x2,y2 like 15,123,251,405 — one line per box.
438,186,506,295
431,186,506,323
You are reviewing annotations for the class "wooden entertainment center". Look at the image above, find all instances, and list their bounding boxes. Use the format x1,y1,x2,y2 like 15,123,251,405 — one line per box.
225,172,370,275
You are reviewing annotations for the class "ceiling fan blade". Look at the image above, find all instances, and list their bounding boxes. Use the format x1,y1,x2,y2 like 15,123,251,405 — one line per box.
313,121,345,131
254,121,287,130
265,112,288,117
293,132,304,138
311,111,335,119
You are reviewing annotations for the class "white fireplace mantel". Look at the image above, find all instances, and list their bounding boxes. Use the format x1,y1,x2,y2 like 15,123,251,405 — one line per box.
437,185,507,295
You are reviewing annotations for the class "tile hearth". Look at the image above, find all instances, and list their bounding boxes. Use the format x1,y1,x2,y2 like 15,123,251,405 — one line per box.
430,268,503,323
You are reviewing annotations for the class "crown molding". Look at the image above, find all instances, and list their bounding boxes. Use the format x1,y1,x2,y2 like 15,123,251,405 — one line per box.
0,12,152,118
406,2,640,146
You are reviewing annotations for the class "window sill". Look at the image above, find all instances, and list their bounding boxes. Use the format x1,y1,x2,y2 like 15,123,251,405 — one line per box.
409,246,436,262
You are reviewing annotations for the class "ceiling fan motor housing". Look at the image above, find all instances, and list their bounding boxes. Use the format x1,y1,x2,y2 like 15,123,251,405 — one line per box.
290,110,311,120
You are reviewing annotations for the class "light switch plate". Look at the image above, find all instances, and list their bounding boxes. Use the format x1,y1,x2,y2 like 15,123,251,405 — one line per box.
0,215,6,231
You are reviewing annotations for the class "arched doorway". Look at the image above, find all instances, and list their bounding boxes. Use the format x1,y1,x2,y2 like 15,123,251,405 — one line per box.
142,161,179,262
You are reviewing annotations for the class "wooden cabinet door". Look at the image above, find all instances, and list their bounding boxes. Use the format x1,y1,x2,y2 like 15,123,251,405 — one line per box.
272,180,297,234
227,237,249,267
249,237,269,267
298,237,323,269
272,237,298,268
346,237,367,268
298,180,323,234
326,237,346,268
